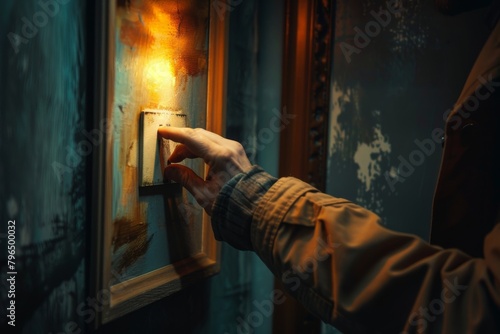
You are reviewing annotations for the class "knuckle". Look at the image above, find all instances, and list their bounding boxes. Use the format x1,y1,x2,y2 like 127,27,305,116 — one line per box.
232,141,245,154
183,128,196,138
233,143,249,162
189,128,206,143
218,150,233,164
224,141,244,158
193,128,205,136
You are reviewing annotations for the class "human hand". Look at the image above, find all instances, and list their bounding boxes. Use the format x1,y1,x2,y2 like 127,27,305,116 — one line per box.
158,127,252,215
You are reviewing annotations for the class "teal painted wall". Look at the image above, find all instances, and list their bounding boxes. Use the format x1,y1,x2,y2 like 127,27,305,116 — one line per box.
0,0,87,333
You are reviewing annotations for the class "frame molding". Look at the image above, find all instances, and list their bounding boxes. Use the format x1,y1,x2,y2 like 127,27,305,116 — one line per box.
279,0,334,192
90,0,227,327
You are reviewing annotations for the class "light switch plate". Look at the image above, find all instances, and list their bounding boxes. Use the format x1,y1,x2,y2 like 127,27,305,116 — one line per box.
140,109,187,187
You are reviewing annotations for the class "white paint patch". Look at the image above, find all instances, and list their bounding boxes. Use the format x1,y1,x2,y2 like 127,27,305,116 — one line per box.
328,82,391,214
353,125,391,191
328,81,350,160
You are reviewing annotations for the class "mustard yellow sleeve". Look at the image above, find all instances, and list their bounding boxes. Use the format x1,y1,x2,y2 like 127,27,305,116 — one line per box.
249,176,500,333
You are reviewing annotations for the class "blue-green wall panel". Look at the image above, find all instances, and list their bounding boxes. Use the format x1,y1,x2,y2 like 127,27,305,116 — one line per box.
0,0,87,333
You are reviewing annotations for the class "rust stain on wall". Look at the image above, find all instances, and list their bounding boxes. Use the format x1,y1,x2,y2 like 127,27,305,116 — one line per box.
112,182,154,273
112,216,154,273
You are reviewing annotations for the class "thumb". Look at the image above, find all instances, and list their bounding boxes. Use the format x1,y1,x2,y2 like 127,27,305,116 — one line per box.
164,164,212,210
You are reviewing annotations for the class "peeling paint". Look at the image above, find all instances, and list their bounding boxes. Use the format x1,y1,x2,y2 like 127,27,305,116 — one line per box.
328,0,489,235
353,124,391,191
328,82,391,213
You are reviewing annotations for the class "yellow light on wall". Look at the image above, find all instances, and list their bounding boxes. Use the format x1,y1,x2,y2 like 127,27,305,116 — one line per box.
144,57,176,104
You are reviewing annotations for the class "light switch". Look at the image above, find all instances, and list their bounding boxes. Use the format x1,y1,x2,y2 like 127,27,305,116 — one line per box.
140,109,187,187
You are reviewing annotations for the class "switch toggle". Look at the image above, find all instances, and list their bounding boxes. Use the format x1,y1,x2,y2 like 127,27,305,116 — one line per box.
139,109,187,187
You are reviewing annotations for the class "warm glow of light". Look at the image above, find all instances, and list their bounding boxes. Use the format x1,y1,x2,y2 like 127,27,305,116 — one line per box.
140,2,180,105
144,58,176,102
117,0,207,105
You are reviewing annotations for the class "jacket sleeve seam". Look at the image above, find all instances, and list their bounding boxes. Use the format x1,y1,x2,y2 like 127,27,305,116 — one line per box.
251,177,316,267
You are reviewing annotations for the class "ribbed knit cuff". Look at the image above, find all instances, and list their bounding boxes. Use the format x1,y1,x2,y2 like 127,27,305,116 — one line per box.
211,165,278,251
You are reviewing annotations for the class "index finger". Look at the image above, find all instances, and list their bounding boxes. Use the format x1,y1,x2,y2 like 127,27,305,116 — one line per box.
158,127,217,162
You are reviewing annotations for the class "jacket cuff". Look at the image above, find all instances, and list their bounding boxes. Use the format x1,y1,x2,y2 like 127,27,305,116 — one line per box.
211,165,277,251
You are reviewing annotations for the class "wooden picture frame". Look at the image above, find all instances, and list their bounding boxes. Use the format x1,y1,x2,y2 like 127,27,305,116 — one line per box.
90,0,227,327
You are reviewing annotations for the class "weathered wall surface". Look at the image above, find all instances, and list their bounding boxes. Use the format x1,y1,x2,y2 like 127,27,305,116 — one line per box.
0,0,87,333
327,0,491,238
323,2,492,333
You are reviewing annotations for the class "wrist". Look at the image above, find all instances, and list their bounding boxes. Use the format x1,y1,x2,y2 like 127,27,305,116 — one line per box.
211,165,278,251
